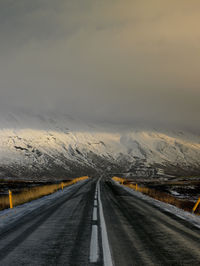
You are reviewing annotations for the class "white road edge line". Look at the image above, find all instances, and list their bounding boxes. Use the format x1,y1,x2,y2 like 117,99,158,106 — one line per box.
89,225,99,263
97,179,114,266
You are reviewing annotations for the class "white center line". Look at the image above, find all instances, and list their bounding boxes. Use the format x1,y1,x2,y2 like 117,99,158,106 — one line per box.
98,179,114,266
89,225,99,263
94,199,98,206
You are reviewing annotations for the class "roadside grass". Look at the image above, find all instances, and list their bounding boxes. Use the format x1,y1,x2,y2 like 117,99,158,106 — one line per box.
0,176,88,211
112,177,200,214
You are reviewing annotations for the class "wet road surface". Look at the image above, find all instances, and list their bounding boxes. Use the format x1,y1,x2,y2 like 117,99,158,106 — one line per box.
0,178,199,265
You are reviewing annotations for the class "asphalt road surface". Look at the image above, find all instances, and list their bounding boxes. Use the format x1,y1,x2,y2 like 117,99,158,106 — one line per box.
0,178,199,266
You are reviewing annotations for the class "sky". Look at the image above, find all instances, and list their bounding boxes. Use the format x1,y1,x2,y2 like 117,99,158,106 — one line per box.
0,0,200,131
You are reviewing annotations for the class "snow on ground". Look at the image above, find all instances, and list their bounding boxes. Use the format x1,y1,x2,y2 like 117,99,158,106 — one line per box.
115,181,200,229
0,111,200,173
170,190,180,196
0,181,86,230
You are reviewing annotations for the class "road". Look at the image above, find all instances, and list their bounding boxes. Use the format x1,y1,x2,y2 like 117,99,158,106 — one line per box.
0,178,199,265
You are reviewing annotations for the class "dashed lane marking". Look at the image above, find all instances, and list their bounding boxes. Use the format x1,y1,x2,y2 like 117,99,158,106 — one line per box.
93,207,98,221
94,199,98,206
89,225,99,263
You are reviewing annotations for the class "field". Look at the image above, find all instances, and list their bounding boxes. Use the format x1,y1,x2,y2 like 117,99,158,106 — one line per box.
0,177,88,210
113,176,200,214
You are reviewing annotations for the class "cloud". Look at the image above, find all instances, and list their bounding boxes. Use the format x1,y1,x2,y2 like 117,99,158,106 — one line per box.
0,0,200,131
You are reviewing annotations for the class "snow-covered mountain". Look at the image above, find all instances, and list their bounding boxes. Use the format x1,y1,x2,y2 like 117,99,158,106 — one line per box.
0,111,200,180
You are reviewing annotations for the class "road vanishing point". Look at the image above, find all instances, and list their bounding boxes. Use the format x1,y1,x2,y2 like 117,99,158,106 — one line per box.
0,178,199,266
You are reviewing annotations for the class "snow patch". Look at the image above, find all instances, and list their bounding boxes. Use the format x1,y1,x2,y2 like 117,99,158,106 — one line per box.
115,182,200,229
0,181,86,230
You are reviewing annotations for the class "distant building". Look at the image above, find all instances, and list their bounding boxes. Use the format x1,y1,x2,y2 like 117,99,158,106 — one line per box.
112,167,165,178
126,167,156,177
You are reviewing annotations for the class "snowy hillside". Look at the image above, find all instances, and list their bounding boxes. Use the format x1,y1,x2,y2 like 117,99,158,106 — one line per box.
0,112,200,180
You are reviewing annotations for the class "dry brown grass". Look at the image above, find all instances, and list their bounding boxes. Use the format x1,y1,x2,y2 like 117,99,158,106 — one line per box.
112,177,199,214
0,176,88,211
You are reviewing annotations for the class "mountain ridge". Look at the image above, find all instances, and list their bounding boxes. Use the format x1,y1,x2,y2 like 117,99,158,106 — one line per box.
0,112,199,180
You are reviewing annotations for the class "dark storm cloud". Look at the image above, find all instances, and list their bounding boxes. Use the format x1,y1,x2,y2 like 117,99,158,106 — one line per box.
0,0,200,131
